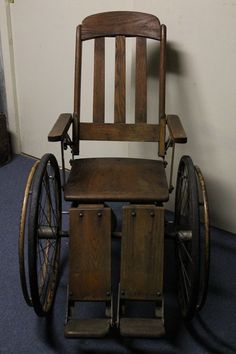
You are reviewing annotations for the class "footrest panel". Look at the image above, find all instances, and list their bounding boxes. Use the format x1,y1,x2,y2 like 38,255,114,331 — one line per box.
120,318,165,338
64,318,110,338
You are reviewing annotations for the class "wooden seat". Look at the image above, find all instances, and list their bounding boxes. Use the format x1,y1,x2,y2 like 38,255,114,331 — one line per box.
64,158,169,202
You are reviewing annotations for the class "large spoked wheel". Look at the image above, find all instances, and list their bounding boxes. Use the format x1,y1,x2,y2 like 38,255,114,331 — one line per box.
195,166,210,311
175,156,200,320
28,154,62,316
19,160,40,306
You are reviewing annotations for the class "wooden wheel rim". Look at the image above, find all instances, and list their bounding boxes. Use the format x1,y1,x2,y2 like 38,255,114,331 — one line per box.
195,165,210,311
19,160,40,306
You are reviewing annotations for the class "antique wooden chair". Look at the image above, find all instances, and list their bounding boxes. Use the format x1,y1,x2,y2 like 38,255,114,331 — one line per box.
19,11,210,339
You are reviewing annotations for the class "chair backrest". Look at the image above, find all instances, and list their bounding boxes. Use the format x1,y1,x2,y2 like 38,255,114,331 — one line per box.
72,11,167,156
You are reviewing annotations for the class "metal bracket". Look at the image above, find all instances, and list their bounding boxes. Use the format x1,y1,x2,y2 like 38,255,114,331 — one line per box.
168,141,175,193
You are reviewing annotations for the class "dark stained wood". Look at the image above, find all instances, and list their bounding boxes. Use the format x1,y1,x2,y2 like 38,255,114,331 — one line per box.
166,115,187,143
79,122,160,141
159,24,166,120
48,113,72,141
135,38,147,123
120,318,165,338
65,319,110,338
159,117,166,157
115,36,126,123
81,11,161,41
64,158,169,202
158,24,167,157
120,205,164,300
73,25,82,155
93,37,105,123
69,206,111,301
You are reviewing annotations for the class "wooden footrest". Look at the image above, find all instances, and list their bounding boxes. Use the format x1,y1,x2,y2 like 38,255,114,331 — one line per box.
120,318,165,338
64,319,110,338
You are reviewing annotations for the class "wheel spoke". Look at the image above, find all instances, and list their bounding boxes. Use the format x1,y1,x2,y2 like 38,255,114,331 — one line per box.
42,176,58,226
177,249,191,288
178,239,193,264
177,249,190,303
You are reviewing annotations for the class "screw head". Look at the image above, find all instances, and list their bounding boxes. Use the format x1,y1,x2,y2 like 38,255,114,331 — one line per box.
131,211,136,217
79,212,83,217
97,212,102,217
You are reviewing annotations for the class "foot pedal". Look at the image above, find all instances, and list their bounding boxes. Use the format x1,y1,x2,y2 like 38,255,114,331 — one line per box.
120,318,165,338
65,319,110,338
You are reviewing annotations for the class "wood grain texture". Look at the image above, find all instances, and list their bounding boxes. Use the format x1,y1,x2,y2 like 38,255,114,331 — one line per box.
79,122,160,141
120,205,164,300
159,24,166,120
166,115,187,143
69,206,111,301
64,158,169,202
159,117,166,157
81,11,161,41
158,24,167,157
135,38,147,123
93,37,105,123
73,25,82,155
115,36,126,123
48,113,72,141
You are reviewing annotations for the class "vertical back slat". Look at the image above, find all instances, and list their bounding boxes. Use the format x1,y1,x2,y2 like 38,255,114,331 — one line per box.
115,36,126,123
158,24,167,157
93,37,105,123
159,25,166,120
73,25,82,155
135,37,147,123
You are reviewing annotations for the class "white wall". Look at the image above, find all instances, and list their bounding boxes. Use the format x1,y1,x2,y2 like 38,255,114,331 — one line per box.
10,0,133,162
0,1,21,153
132,0,236,233
2,0,236,233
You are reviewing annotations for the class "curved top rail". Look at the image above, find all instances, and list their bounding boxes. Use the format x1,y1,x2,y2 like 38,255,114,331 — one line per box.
81,11,161,40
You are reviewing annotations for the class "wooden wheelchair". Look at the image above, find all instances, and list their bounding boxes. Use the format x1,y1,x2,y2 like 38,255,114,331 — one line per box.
18,11,210,338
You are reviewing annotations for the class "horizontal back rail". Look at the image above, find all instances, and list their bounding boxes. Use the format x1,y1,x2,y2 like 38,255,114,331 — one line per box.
79,122,160,142
81,11,161,41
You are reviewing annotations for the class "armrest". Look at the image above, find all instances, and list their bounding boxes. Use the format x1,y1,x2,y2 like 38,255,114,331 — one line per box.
48,113,73,142
166,115,187,144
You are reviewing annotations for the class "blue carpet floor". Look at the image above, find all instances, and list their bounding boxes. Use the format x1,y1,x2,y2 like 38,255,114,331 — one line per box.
0,154,236,354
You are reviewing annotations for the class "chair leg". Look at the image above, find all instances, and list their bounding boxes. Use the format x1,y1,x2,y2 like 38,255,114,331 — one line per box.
64,204,113,338
118,204,165,338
